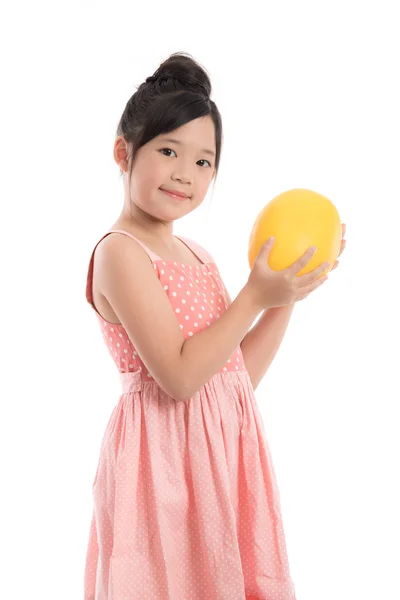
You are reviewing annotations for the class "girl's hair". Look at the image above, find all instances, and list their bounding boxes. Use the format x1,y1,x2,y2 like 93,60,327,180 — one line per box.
115,52,223,190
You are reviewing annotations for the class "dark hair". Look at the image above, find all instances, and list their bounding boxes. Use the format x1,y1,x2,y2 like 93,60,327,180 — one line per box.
115,52,223,191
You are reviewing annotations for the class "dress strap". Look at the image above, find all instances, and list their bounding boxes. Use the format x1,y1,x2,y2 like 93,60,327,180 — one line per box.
174,235,214,265
85,229,162,309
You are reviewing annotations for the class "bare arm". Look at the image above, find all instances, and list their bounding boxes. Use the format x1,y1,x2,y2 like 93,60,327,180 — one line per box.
95,234,262,402
240,304,295,391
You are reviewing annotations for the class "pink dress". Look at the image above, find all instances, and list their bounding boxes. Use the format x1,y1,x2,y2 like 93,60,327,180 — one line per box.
84,229,297,600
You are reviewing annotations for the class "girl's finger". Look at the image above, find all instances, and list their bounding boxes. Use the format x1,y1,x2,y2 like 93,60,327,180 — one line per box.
338,239,346,258
298,260,330,286
296,273,328,299
331,261,339,271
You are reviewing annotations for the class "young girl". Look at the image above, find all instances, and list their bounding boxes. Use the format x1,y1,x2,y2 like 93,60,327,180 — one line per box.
84,52,344,600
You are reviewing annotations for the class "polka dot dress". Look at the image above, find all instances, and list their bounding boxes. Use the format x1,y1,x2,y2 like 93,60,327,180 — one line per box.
84,230,297,600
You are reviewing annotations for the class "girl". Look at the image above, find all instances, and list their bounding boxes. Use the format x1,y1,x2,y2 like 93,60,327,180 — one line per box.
84,52,345,600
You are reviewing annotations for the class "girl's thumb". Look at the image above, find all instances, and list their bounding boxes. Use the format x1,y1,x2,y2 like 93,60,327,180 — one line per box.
255,237,274,264
261,237,274,253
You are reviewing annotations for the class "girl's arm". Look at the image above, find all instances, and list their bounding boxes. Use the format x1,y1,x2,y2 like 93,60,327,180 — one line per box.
96,234,264,402
223,282,295,392
237,223,346,390
240,304,295,391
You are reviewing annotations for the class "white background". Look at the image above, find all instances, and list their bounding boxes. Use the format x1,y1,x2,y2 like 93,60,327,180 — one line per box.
1,1,399,598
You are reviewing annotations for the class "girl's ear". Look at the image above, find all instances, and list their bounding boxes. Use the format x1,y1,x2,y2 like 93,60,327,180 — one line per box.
114,136,129,172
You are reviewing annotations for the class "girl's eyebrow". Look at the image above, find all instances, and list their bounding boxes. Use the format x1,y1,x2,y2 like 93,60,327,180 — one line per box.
160,137,216,158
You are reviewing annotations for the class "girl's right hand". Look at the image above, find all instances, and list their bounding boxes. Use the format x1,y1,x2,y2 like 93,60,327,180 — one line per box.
246,237,330,310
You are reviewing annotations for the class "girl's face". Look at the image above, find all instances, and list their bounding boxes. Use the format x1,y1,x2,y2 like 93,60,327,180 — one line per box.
128,116,217,221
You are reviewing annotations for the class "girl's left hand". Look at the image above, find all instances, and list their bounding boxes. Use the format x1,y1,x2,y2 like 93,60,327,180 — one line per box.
330,224,346,271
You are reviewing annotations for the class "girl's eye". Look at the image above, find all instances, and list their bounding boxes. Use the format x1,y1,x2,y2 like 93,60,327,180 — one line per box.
159,148,212,168
160,148,177,158
197,159,212,168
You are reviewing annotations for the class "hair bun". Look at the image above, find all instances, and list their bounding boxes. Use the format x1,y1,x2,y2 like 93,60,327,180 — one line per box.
146,52,211,99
